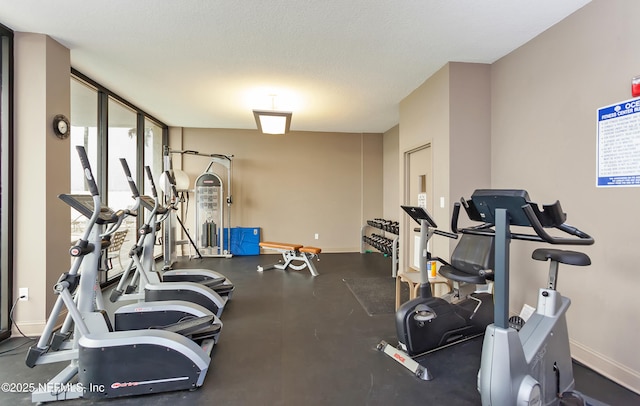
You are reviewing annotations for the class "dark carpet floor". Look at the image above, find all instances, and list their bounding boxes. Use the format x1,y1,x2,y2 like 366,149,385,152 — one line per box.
0,253,637,405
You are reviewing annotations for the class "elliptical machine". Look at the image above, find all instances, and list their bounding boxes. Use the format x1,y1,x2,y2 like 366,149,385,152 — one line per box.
48,158,223,353
108,163,229,317
26,146,214,402
458,189,598,406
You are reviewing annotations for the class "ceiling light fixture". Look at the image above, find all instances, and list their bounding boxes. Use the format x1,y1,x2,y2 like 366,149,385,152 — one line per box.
253,95,292,135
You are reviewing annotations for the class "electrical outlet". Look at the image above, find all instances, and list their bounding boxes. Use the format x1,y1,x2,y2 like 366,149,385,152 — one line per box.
314,233,319,240
19,287,28,301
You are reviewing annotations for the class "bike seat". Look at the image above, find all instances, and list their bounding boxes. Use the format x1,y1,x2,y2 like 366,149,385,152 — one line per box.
531,248,591,266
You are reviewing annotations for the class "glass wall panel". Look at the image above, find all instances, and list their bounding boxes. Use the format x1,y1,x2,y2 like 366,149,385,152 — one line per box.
106,97,137,279
69,71,167,284
144,118,163,258
143,118,163,194
70,78,98,241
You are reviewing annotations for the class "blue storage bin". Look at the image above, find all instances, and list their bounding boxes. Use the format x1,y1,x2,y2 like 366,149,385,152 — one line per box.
223,227,261,255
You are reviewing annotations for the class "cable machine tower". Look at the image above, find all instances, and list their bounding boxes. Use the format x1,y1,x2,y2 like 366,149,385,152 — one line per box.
163,147,234,268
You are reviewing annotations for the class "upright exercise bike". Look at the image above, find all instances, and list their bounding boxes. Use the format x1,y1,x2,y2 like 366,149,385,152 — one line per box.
458,189,600,406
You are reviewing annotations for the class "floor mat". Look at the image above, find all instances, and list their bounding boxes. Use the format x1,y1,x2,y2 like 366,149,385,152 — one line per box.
343,277,407,316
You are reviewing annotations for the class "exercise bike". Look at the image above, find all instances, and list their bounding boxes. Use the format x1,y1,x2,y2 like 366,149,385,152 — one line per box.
378,204,495,379
458,189,601,406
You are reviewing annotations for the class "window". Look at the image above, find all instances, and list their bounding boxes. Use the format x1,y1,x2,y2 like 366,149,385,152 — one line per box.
69,78,98,242
70,71,167,283
106,97,138,280
144,118,163,194
144,118,164,258
0,24,13,342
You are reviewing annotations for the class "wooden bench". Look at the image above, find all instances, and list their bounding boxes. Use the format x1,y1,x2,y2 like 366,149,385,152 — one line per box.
257,241,322,276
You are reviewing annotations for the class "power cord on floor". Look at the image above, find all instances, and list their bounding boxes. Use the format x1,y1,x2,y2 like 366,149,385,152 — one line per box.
10,295,31,339
0,295,36,356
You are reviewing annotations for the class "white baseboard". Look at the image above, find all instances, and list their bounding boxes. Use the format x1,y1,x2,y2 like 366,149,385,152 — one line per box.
12,310,68,338
570,339,640,395
11,320,46,338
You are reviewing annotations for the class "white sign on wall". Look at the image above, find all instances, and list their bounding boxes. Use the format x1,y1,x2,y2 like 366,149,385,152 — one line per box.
596,98,640,187
417,193,427,208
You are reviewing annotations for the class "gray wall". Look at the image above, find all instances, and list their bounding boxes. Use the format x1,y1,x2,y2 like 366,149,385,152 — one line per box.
398,65,450,271
172,128,383,253
490,0,640,390
13,33,71,334
382,125,399,220
391,0,640,392
397,63,492,271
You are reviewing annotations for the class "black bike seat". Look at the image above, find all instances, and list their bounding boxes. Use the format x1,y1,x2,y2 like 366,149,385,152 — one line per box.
532,248,591,266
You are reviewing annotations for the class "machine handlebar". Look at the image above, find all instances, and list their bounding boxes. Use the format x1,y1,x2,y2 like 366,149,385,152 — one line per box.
521,204,593,245
119,158,139,198
75,146,99,196
434,229,458,239
145,166,158,198
452,192,593,246
165,171,179,200
451,202,461,234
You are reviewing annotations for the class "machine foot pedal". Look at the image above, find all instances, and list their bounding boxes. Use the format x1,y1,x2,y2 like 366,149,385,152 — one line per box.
50,331,72,351
163,315,216,336
377,340,432,381
191,324,222,343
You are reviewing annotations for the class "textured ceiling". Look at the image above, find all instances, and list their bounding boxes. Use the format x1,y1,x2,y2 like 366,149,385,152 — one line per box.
1,1,592,133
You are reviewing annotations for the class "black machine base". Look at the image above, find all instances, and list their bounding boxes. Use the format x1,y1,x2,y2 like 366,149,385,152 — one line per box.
396,292,493,356
114,312,220,341
145,288,222,316
79,342,204,399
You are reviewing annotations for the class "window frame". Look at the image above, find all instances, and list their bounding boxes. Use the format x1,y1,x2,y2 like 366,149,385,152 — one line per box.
71,70,169,284
0,23,14,342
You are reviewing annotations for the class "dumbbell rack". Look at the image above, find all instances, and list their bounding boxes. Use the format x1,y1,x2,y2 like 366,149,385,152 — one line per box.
361,218,399,277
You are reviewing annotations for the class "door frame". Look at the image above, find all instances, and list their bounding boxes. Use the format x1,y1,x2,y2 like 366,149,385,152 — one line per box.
402,143,431,273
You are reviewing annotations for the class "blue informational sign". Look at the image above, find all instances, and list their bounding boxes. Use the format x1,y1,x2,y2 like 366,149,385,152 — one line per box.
596,98,640,187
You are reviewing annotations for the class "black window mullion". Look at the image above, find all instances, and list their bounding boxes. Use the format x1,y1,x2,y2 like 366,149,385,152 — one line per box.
136,112,145,229
97,91,108,199
0,24,14,342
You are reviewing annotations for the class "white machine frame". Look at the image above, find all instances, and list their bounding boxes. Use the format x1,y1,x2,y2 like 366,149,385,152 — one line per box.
163,148,233,262
257,241,321,277
109,164,230,317
25,146,212,403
